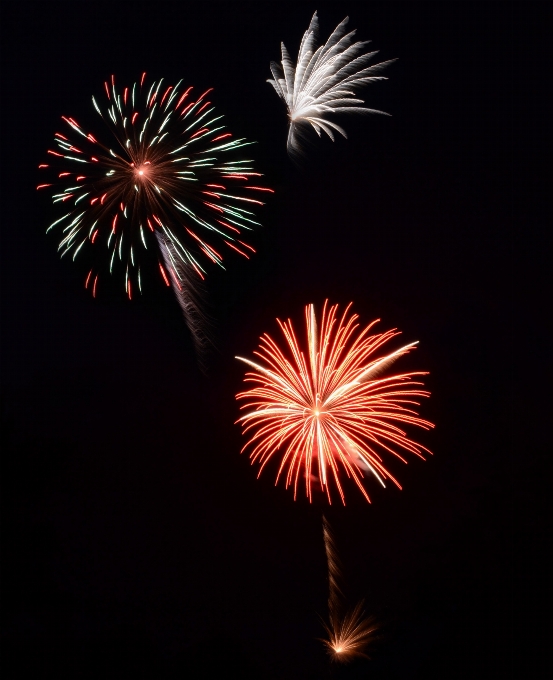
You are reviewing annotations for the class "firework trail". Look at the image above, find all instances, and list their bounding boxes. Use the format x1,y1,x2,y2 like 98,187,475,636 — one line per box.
236,301,433,504
268,12,396,159
322,516,378,662
38,73,272,354
155,231,209,356
323,515,344,628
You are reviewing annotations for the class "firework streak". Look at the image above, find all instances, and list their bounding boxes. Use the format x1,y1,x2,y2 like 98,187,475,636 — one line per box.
322,516,378,662
38,73,272,352
236,302,433,504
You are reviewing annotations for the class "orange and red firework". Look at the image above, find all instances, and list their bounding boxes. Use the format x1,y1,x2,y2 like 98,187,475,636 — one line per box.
236,301,433,504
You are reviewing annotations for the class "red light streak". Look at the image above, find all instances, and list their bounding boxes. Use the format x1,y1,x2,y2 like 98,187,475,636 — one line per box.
196,88,213,103
176,87,193,109
225,241,249,258
237,240,256,252
217,220,240,233
185,228,222,260
159,263,170,286
190,128,209,139
169,267,182,290
160,86,172,106
200,247,218,263
203,201,223,213
191,262,205,279
238,197,263,205
196,101,210,115
180,102,194,116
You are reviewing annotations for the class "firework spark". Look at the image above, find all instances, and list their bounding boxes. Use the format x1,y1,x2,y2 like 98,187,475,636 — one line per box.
322,516,378,662
268,12,396,158
236,302,433,504
38,73,272,353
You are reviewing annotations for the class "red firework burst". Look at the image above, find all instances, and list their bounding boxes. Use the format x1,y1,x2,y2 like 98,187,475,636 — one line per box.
235,301,434,504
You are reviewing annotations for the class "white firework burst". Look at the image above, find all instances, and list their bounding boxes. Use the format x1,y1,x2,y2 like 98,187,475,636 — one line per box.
268,12,396,157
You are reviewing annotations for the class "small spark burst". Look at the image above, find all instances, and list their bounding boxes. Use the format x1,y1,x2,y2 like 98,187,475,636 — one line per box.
268,12,396,158
324,601,379,662
235,301,433,504
322,517,378,663
38,73,272,353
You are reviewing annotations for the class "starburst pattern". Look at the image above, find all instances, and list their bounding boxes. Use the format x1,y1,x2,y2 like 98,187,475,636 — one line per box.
236,302,433,504
38,73,271,352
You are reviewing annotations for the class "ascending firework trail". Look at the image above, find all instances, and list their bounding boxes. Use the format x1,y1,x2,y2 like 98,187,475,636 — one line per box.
235,301,434,661
38,73,272,360
322,516,378,662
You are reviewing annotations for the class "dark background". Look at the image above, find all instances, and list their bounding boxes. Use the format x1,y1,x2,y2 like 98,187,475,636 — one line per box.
0,2,541,678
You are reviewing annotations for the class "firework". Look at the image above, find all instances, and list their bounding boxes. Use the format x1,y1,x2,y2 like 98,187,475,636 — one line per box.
38,73,272,352
235,301,433,504
268,12,396,158
321,517,378,662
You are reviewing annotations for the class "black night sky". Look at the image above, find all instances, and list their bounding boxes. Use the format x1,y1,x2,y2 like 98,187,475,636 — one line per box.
0,2,543,679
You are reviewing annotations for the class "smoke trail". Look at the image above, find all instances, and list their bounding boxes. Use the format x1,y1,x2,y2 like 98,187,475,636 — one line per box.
156,231,213,366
